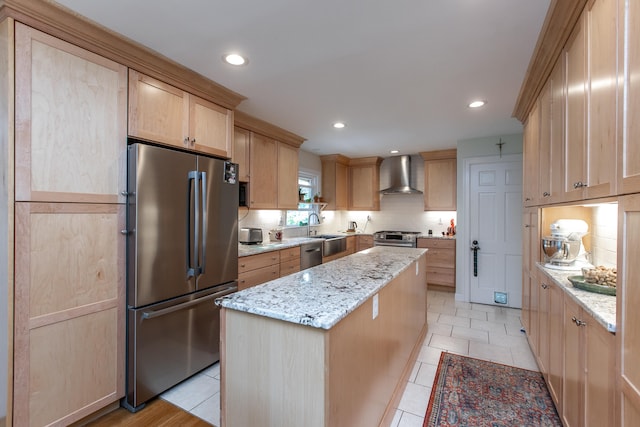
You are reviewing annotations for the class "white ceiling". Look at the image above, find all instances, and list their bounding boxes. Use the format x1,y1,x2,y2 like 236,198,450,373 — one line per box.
54,0,550,158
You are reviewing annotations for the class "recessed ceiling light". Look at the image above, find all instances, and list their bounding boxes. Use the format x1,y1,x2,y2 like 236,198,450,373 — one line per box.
333,122,345,129
390,150,399,154
223,53,247,66
468,100,487,108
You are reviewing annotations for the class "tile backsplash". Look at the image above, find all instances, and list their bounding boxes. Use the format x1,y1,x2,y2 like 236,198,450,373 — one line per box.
590,204,618,267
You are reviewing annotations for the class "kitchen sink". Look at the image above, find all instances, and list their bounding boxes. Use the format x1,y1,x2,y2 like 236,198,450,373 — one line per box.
308,234,347,257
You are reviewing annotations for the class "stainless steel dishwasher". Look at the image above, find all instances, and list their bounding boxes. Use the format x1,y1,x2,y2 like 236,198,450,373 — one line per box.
300,240,323,269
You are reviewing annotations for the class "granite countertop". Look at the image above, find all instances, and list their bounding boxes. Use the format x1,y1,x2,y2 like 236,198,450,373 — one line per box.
536,263,616,333
218,246,427,330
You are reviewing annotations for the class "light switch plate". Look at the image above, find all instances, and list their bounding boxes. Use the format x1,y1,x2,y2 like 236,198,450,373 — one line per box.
372,294,379,319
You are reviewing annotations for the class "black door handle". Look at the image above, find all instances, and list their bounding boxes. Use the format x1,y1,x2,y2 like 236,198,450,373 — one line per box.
470,240,480,277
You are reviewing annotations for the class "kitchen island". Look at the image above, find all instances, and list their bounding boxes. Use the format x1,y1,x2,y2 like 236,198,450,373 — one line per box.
217,246,428,427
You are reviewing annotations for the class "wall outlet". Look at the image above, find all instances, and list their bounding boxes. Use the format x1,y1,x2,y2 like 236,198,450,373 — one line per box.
372,294,379,319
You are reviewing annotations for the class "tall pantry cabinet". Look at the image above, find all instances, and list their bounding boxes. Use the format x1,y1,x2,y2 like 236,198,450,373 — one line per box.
12,22,126,426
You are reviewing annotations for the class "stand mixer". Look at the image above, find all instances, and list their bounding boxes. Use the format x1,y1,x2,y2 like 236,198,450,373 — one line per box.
541,219,593,270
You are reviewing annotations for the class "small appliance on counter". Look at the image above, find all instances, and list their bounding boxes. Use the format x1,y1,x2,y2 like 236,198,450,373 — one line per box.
239,227,263,244
347,221,358,232
541,219,593,270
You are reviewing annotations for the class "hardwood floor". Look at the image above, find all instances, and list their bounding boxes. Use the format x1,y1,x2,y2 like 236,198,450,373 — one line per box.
84,399,211,427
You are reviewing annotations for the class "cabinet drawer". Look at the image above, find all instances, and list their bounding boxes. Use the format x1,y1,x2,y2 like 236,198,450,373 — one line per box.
426,248,455,268
280,247,300,261
238,251,280,274
280,259,301,277
426,266,455,287
238,265,280,290
417,238,455,249
356,235,374,251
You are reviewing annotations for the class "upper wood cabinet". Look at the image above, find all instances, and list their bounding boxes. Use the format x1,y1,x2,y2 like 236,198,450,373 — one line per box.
233,127,251,182
128,70,233,158
420,149,457,211
320,154,350,210
248,133,278,209
619,0,640,195
523,102,540,206
277,142,300,209
348,157,382,211
15,23,127,204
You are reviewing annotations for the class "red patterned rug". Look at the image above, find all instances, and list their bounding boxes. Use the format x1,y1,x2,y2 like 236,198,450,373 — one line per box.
424,352,561,426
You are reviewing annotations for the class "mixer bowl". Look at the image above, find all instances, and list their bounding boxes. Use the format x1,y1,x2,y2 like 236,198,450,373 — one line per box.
541,236,581,265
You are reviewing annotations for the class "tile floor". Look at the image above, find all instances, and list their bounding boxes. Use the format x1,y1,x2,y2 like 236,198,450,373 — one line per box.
160,289,538,426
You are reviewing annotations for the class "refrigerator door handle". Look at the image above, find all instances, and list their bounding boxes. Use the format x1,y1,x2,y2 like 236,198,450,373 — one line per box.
140,285,237,320
200,171,207,274
187,170,199,278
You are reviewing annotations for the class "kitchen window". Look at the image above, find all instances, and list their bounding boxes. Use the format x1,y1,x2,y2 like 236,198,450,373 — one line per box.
285,172,320,227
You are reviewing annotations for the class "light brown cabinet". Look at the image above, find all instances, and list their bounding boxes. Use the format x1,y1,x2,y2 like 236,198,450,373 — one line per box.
618,0,640,195
238,251,280,291
356,235,374,252
279,247,301,277
233,127,251,182
420,149,457,211
417,238,455,290
523,102,540,206
320,154,350,210
562,294,616,427
618,194,640,425
128,70,233,158
12,23,126,426
235,112,303,210
348,157,382,211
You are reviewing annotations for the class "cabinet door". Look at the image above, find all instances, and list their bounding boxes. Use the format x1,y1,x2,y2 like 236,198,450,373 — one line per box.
320,155,349,210
619,0,640,194
424,158,456,210
538,80,552,203
15,24,127,203
189,95,233,158
562,296,584,427
277,142,299,209
349,160,381,211
13,202,125,426
233,127,251,182
528,272,540,357
248,133,278,209
584,317,616,427
538,277,551,376
548,280,564,411
523,102,540,206
564,15,588,202
619,194,640,425
356,235,373,251
585,0,618,200
549,57,566,204
128,70,189,148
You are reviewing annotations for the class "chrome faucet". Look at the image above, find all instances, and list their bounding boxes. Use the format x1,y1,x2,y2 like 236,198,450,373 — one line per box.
308,212,320,236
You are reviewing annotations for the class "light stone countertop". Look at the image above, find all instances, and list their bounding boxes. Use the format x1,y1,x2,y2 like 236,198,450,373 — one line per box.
536,263,617,333
218,246,428,330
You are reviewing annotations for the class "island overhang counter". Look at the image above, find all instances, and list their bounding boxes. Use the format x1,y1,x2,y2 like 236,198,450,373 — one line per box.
216,246,428,427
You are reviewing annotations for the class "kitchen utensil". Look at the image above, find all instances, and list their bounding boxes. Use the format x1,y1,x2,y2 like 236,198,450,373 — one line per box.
347,221,358,232
541,236,581,265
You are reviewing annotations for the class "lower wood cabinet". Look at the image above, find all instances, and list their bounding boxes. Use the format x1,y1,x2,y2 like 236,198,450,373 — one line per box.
238,251,280,291
345,236,356,255
13,202,125,426
417,238,456,289
534,268,615,427
279,247,301,277
356,235,374,252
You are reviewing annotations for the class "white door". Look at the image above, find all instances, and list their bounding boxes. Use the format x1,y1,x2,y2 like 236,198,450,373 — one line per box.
468,159,523,307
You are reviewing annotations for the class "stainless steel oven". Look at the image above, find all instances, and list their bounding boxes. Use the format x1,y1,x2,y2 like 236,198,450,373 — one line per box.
373,231,420,248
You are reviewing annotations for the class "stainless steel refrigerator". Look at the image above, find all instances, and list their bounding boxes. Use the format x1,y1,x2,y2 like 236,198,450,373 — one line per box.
124,142,238,411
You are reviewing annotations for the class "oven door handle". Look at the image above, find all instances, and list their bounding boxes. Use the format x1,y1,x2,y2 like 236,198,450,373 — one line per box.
141,285,237,320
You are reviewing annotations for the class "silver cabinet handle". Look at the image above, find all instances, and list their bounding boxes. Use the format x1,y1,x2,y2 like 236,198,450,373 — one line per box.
200,171,207,274
543,192,550,197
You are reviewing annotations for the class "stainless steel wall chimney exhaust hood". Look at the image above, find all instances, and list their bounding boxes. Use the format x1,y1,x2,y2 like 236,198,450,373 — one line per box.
380,155,422,195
